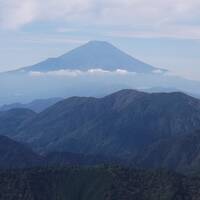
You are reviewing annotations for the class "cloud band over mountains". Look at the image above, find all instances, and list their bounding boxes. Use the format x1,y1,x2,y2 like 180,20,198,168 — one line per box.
28,68,169,77
29,68,135,77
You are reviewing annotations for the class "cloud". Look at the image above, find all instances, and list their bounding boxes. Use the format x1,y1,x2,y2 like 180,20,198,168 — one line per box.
0,0,93,30
29,68,137,77
29,69,82,77
1,1,200,39
152,69,165,74
0,0,38,30
115,69,130,75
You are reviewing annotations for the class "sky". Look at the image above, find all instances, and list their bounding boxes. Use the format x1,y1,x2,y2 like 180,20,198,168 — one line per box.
0,0,200,80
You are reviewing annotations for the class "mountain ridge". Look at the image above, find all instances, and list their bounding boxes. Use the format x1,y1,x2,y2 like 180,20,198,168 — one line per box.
11,89,200,156
1,90,200,172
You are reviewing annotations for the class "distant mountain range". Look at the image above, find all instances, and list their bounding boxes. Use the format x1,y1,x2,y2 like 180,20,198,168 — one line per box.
16,41,162,73
0,97,63,113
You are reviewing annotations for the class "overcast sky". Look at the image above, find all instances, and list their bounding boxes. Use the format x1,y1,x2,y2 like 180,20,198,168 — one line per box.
1,0,200,80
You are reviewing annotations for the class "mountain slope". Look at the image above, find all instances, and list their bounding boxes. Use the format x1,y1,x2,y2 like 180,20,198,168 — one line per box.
13,89,200,156
18,41,159,73
0,135,120,169
45,152,123,167
0,135,43,169
135,130,200,172
1,166,200,200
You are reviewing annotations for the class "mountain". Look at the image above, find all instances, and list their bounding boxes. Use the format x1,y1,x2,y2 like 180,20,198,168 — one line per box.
1,166,200,200
10,89,200,157
17,41,160,73
0,97,63,113
0,108,36,137
2,89,200,172
0,135,43,169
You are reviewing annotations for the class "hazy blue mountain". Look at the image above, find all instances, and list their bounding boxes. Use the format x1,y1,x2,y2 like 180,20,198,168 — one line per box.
11,90,200,157
0,97,63,113
17,41,160,73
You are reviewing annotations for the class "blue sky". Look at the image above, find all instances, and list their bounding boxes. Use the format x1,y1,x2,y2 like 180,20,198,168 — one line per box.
1,0,200,80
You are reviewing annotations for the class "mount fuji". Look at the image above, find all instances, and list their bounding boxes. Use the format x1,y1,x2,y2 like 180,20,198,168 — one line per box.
1,40,200,105
15,41,164,74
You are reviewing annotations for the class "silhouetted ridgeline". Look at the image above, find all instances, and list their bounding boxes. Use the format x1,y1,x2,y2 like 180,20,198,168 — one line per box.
1,90,200,172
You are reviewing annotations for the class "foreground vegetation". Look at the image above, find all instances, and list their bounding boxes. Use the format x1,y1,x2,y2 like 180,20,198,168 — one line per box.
1,166,200,200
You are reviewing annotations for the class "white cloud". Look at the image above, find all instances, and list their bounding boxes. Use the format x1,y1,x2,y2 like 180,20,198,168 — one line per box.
152,69,164,74
0,0,93,30
87,68,110,75
115,69,129,75
29,71,42,76
1,0,200,39
0,0,38,29
29,68,137,77
29,69,82,77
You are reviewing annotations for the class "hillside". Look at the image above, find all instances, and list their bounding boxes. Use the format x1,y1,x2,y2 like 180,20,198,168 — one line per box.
0,134,123,169
45,152,123,167
2,90,200,172
0,135,43,169
135,130,200,172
